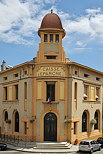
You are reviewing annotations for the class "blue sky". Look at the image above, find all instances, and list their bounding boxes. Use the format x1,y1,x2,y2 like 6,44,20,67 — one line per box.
0,0,103,71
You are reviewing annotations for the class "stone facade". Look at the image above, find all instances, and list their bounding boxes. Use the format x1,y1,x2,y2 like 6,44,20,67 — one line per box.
0,12,103,143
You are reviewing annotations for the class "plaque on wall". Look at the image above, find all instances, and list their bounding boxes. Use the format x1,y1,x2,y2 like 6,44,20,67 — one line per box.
44,44,59,53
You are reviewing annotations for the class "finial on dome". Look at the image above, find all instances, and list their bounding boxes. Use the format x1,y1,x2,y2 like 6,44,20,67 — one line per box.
51,9,53,13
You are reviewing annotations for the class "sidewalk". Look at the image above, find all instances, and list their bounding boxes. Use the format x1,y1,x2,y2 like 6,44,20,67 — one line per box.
7,143,79,153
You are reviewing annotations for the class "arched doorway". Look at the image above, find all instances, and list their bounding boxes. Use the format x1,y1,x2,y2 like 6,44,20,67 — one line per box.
4,111,8,121
82,111,87,132
14,111,19,132
44,112,57,141
94,110,100,130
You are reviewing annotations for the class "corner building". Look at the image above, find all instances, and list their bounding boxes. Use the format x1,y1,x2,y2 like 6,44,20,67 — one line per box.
0,12,103,143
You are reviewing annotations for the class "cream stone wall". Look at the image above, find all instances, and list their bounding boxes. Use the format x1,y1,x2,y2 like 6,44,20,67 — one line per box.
0,62,103,143
57,101,65,137
69,65,103,143
0,65,34,136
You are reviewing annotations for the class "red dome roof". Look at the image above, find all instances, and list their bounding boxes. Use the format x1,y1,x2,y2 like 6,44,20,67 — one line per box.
40,13,63,29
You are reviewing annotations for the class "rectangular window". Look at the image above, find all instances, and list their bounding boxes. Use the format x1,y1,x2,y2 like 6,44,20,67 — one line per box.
96,77,100,81
15,85,18,100
84,86,87,95
46,56,56,59
55,34,59,42
44,34,48,42
4,87,7,100
84,74,89,78
14,73,18,77
74,82,77,100
24,82,27,99
84,85,89,100
75,71,78,75
74,122,77,134
24,70,27,75
96,87,100,100
4,77,7,80
50,34,53,42
46,81,55,101
24,122,27,135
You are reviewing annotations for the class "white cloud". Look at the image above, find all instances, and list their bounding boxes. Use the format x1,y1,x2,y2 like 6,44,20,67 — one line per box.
90,14,103,35
86,8,101,15
59,8,103,51
0,0,103,49
60,8,102,36
74,47,93,50
66,17,95,36
0,0,56,44
76,41,86,47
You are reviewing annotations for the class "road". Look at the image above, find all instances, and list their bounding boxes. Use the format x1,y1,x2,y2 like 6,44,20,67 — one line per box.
0,149,103,154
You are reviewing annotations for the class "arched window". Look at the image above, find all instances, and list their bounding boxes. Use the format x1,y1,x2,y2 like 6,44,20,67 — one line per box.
4,111,8,121
82,112,87,132
14,111,19,132
94,111,99,129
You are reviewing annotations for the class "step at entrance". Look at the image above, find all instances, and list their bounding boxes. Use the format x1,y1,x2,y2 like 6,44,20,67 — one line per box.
34,142,72,149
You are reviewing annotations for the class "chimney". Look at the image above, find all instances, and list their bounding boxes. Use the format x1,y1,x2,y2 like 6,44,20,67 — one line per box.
1,60,6,71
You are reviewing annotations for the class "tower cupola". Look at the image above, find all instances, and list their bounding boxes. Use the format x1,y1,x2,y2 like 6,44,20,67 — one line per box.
38,11,65,38
37,11,66,63
40,12,63,29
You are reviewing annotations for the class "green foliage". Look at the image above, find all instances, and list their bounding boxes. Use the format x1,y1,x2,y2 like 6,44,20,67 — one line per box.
64,119,69,123
91,119,97,125
29,119,35,123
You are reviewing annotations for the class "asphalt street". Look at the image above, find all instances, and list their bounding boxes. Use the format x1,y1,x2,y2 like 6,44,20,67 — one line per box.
0,149,103,154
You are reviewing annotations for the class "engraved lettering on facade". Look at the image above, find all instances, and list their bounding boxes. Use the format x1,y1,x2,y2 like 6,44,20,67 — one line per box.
37,66,65,77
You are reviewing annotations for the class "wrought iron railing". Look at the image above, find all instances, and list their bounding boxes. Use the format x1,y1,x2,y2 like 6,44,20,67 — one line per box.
0,134,36,146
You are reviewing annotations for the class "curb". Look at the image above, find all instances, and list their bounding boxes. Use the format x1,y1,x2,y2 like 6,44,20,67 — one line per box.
9,149,79,153
7,144,79,153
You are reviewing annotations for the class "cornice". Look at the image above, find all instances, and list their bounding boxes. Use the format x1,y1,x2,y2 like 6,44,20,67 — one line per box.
0,62,35,74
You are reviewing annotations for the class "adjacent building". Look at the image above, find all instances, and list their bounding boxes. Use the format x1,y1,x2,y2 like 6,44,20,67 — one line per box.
0,11,103,143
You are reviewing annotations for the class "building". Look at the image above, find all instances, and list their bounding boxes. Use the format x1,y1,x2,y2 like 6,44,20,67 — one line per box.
0,11,103,144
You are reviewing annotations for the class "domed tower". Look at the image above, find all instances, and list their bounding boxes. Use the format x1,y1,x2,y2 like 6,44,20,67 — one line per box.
37,10,67,62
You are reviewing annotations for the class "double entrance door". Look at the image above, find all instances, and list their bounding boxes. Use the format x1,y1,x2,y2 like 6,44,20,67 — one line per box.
44,112,57,141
